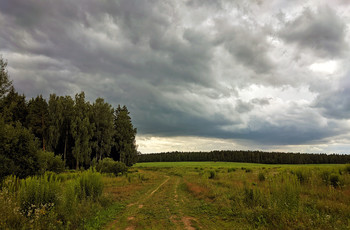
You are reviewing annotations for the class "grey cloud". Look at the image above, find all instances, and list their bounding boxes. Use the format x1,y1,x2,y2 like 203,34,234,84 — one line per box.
251,98,270,106
0,0,350,149
214,22,275,74
279,6,347,58
235,100,254,113
313,74,350,119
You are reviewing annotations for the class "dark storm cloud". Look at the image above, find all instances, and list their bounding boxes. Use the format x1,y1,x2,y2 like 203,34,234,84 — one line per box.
0,0,350,149
279,5,348,58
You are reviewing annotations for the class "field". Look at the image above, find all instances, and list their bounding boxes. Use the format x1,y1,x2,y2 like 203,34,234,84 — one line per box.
100,162,350,229
1,162,350,229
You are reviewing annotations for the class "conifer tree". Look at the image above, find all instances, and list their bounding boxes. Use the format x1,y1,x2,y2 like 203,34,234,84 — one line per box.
112,105,137,166
27,95,49,151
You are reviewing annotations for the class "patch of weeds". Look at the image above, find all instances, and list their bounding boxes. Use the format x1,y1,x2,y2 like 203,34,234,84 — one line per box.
258,172,265,181
208,170,216,179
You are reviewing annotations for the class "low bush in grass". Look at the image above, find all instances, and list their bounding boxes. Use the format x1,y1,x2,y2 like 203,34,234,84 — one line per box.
258,172,265,181
96,158,127,176
36,150,65,174
208,170,216,179
345,164,350,174
292,169,310,184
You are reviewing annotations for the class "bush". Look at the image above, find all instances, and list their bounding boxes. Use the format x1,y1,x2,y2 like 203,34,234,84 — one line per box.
18,173,60,215
329,174,340,187
75,169,103,201
345,164,350,174
294,169,309,184
0,121,39,181
208,170,216,179
37,150,65,174
258,172,265,181
245,168,252,173
96,158,127,176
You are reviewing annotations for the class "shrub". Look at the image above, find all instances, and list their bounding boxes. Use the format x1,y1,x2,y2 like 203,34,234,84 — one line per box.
0,121,39,181
320,170,331,185
18,173,60,215
227,168,236,173
75,170,103,201
243,187,266,208
329,174,340,187
37,150,65,174
294,169,309,184
345,164,350,174
208,170,216,179
96,158,127,176
258,172,265,181
245,168,252,173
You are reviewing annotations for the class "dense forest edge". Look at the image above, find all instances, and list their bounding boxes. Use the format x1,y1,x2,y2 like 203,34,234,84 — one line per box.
139,151,350,164
0,56,138,181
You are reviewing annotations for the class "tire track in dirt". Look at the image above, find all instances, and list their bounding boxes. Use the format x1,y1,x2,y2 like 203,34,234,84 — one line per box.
170,177,201,230
106,175,170,230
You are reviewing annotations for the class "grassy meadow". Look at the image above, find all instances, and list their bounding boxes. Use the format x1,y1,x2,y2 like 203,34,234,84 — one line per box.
1,162,350,229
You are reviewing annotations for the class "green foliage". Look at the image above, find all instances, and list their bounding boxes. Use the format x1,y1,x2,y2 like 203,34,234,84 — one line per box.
96,158,127,176
208,170,216,179
75,169,103,201
293,169,310,184
0,119,38,181
345,164,350,174
245,168,252,173
90,98,115,161
329,173,340,187
112,105,137,166
18,173,60,215
227,167,236,172
258,172,265,181
27,95,49,151
37,150,65,174
0,56,12,99
0,87,28,124
243,186,266,208
71,92,94,169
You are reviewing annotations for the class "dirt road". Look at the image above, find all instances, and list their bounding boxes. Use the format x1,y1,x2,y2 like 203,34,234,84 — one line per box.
105,174,201,230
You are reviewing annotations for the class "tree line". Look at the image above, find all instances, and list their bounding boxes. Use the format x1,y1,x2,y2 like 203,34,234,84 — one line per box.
138,150,350,164
0,57,138,180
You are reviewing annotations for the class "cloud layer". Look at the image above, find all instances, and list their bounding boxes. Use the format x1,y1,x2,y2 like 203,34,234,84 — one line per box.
1,0,350,153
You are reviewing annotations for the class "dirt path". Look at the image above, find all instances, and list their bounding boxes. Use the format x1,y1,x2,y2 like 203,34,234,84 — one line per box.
105,174,200,230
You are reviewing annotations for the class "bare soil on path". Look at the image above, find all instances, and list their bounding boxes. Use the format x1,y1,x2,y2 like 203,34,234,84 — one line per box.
105,174,201,230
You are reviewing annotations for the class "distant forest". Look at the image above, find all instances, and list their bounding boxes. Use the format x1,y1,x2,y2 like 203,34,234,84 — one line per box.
0,56,138,180
139,150,350,164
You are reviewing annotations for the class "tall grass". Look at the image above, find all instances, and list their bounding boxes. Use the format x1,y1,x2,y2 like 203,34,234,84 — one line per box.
19,173,60,215
0,170,105,229
75,169,103,201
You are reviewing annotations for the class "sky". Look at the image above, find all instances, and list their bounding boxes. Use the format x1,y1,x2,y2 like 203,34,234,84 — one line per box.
1,0,350,154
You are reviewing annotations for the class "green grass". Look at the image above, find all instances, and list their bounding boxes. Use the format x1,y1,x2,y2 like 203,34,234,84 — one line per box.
135,161,344,168
1,162,349,229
